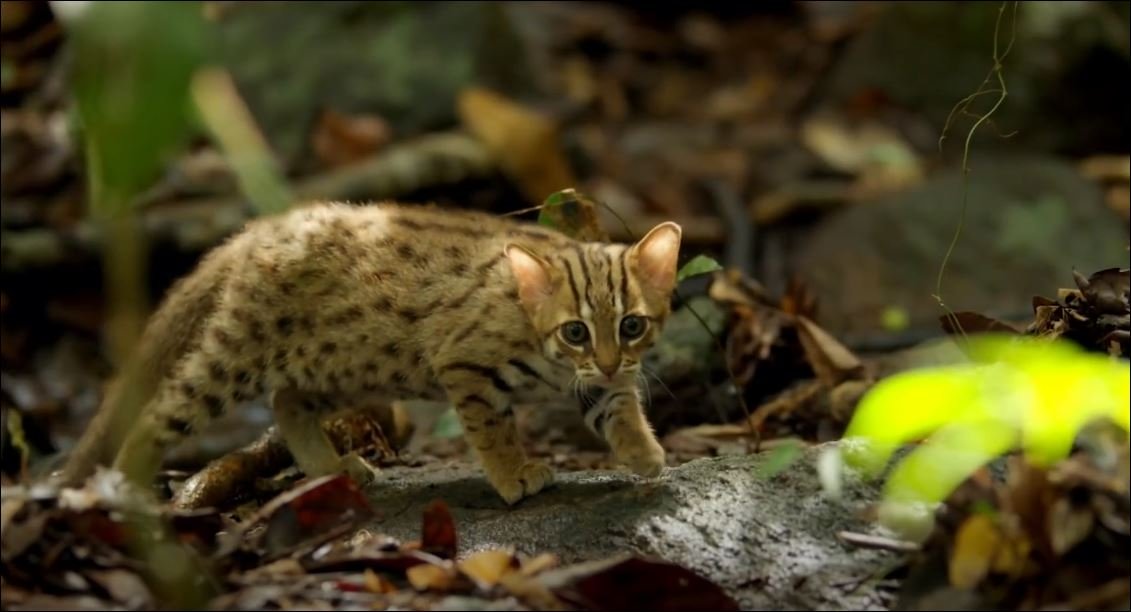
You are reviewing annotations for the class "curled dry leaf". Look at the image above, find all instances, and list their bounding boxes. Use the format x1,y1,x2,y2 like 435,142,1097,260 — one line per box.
795,315,865,387
311,108,391,169
252,474,374,559
1047,498,1095,556
1074,268,1130,316
542,555,739,612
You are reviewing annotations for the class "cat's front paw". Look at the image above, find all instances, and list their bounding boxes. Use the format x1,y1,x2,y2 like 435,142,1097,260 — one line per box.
618,439,666,478
491,461,555,505
338,452,380,487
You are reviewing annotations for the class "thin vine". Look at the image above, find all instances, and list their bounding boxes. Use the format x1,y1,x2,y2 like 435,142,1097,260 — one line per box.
934,1,1021,341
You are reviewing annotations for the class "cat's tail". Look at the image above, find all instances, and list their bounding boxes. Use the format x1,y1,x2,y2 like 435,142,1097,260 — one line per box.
53,249,231,487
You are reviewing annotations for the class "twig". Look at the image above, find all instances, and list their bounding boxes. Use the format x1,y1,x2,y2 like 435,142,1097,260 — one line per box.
836,531,921,554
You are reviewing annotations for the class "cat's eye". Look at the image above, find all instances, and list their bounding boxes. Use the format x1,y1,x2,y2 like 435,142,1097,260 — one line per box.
620,315,647,339
561,321,589,344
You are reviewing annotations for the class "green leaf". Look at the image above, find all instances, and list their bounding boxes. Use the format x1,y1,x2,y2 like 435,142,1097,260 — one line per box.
63,1,211,214
676,255,723,283
432,408,464,439
755,440,803,479
536,188,605,241
538,189,570,230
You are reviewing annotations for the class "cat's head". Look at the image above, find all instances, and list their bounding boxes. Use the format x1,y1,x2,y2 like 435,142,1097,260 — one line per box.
505,222,682,389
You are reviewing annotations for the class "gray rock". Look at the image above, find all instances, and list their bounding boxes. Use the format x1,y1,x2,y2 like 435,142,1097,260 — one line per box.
364,446,899,610
793,155,1129,339
821,1,1130,155
215,1,533,167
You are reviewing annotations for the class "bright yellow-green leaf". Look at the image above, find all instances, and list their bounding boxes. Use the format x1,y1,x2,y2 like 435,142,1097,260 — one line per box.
880,306,910,332
839,334,1129,536
6,409,30,479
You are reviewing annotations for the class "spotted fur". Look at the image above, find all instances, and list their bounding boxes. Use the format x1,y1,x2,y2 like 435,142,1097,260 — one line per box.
59,201,681,505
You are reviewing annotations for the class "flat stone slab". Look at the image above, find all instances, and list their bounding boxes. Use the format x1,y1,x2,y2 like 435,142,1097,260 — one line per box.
363,447,899,610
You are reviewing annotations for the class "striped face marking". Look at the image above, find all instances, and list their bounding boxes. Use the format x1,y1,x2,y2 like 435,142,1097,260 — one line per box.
504,223,682,389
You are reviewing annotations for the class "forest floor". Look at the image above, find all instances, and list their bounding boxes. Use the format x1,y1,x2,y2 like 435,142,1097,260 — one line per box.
2,2,1129,610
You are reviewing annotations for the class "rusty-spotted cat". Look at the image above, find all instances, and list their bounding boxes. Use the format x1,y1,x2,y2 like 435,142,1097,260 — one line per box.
59,201,681,505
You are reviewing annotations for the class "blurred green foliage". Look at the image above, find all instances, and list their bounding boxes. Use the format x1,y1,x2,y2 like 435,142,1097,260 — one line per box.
64,0,211,214
831,334,1129,538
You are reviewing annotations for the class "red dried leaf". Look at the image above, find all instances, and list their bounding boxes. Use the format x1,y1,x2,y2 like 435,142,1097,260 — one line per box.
421,499,458,560
260,475,374,558
169,508,224,551
66,509,127,548
549,556,739,612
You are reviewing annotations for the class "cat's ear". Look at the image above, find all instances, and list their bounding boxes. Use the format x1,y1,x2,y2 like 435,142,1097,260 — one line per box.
505,244,556,309
629,221,682,294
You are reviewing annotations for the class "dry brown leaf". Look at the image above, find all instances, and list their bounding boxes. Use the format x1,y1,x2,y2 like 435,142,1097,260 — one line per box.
800,115,923,194
311,108,391,169
708,268,774,308
749,381,823,431
1047,498,1095,556
457,87,575,205
795,315,864,387
949,514,999,589
1105,185,1130,221
84,569,152,608
458,548,518,589
519,553,560,577
1074,268,1130,316
827,379,873,423
1078,155,1131,182
499,572,569,611
363,568,397,594
406,562,459,591
0,498,25,535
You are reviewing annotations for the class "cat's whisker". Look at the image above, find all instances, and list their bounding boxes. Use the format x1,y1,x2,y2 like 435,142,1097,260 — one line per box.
642,365,676,401
636,370,653,408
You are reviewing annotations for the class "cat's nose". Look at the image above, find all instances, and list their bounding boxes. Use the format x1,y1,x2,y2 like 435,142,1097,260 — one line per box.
598,363,618,378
